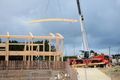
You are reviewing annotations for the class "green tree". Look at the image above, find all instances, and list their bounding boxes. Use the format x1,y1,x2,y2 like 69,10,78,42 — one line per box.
9,40,24,51
0,39,2,43
7,39,56,60
100,53,104,55
90,50,95,53
63,56,77,61
45,40,49,51
51,45,56,51
90,50,99,56
33,40,56,52
94,52,99,56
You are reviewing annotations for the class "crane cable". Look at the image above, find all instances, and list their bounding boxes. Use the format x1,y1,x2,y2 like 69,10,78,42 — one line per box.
57,0,62,13
44,0,76,56
44,0,63,18
57,0,76,56
70,22,76,56
44,0,50,18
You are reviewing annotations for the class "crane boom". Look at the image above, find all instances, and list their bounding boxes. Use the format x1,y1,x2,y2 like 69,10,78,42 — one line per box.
76,0,89,58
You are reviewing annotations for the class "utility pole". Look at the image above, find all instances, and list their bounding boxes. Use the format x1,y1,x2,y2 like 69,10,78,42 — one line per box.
109,46,113,80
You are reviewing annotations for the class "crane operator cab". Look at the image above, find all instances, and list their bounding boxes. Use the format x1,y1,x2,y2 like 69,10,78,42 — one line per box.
77,50,89,59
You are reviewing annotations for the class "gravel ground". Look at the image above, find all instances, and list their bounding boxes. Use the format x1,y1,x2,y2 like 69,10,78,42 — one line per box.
0,70,71,80
98,66,120,80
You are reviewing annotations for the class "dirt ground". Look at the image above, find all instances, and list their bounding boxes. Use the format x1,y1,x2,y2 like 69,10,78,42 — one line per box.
0,70,71,80
98,66,120,80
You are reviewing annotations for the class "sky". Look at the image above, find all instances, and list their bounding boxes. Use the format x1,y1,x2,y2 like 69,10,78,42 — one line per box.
0,0,120,56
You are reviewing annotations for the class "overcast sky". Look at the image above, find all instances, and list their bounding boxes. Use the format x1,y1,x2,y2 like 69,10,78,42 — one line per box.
0,0,120,56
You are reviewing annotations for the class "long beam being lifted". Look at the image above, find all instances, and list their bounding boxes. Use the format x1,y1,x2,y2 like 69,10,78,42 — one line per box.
29,19,78,23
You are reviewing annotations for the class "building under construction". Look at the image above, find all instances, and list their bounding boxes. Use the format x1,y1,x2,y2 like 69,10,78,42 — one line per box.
0,32,64,62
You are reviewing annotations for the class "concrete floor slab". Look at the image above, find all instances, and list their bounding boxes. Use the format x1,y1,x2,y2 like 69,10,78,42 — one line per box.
76,68,111,80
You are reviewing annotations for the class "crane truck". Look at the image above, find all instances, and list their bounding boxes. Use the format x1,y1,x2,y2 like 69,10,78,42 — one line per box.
68,0,110,67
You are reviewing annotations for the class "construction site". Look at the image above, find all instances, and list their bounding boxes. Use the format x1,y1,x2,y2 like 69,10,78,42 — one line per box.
0,32,77,80
0,0,120,80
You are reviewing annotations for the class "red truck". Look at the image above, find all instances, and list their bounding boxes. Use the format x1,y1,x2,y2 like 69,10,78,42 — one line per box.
68,55,110,67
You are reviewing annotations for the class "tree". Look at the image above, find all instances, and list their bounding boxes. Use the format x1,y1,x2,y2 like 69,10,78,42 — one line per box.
51,45,56,51
0,39,2,43
45,40,49,51
90,50,99,56
5,39,56,60
90,50,95,53
9,40,24,51
100,53,104,55
94,52,99,56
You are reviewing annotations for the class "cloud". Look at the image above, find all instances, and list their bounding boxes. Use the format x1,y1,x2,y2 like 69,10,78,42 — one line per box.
116,0,120,6
0,0,120,55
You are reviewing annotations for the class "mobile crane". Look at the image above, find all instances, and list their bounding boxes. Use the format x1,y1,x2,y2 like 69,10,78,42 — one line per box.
76,0,89,59
68,0,110,67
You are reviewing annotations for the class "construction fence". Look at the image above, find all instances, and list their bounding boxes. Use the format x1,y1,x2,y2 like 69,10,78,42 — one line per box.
0,61,78,80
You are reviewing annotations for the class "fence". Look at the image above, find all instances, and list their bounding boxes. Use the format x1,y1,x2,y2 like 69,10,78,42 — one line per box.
0,61,78,80
65,62,78,80
0,61,66,70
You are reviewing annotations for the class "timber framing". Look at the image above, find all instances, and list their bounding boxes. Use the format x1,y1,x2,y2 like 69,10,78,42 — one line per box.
29,19,78,23
0,32,64,62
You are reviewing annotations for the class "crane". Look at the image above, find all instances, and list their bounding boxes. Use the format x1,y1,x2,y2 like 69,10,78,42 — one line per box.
68,0,110,67
76,0,89,59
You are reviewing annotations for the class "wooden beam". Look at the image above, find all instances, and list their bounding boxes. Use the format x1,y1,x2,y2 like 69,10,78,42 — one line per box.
0,51,62,56
0,35,63,39
9,43,44,46
0,43,6,47
29,19,78,23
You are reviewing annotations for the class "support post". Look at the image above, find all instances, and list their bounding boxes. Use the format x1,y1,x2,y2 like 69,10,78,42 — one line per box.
5,37,9,66
54,55,55,61
43,40,45,52
61,39,64,61
49,39,51,52
23,40,26,61
49,56,51,61
56,39,59,61
28,38,31,61
23,56,26,61
31,38,34,61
